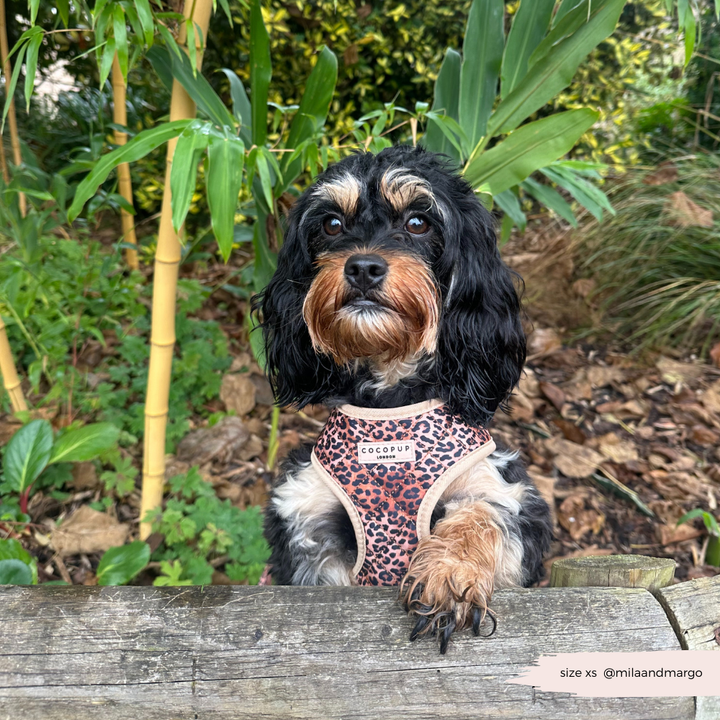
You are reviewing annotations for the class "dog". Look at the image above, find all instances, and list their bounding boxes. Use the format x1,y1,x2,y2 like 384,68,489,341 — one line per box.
255,146,552,653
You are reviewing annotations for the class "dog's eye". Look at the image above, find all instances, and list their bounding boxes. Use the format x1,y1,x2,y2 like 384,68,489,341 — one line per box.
323,216,343,236
405,216,429,235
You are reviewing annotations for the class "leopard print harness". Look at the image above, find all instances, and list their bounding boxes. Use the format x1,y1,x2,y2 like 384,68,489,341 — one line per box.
311,400,495,586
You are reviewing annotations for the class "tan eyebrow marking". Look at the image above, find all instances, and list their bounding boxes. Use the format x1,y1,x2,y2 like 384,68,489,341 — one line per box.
312,173,363,216
380,167,443,218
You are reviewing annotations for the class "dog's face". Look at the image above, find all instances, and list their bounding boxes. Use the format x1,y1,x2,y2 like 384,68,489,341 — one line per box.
256,146,526,426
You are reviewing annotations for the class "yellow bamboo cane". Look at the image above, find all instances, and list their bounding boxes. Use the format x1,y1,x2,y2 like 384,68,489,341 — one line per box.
111,53,139,271
140,0,214,539
0,315,27,413
0,0,26,217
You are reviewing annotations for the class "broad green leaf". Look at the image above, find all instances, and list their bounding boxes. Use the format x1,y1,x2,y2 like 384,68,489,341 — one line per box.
0,538,35,567
279,46,337,191
220,68,253,144
553,0,583,27
135,0,155,47
494,189,527,231
29,0,40,24
157,22,182,59
489,0,625,136
207,133,245,261
250,0,272,147
93,0,110,27
99,36,116,89
677,0,689,25
1,44,27,133
683,7,696,68
422,48,462,160
68,119,192,221
425,112,466,159
3,419,53,495
49,423,120,464
254,149,274,211
0,559,33,585
459,0,505,150
464,108,599,195
24,31,43,112
97,542,150,586
541,163,614,220
521,176,578,227
170,121,211,232
218,0,233,24
715,0,719,21
113,5,128,80
501,0,555,99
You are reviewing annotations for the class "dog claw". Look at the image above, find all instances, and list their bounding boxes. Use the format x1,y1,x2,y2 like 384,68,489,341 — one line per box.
439,618,456,654
409,615,431,641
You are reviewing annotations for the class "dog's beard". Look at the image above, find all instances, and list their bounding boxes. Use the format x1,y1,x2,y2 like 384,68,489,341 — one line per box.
302,249,439,366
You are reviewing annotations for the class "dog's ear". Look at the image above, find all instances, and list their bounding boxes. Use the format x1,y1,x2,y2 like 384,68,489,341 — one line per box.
252,210,339,408
434,194,526,427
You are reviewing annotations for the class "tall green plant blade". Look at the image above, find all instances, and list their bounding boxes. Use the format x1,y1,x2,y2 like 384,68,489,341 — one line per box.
3,419,53,494
68,119,192,221
220,68,253,145
99,36,116,89
488,0,624,136
1,44,27,132
207,133,245,261
683,7,696,68
422,48,462,160
553,0,583,28
170,121,211,232
494,189,527,230
250,0,271,147
501,0,555,100
252,210,277,293
279,46,337,191
49,423,119,464
464,108,598,195
147,47,236,129
459,0,504,150
521,176,578,227
540,165,614,220
113,5,128,80
23,32,43,112
134,0,155,47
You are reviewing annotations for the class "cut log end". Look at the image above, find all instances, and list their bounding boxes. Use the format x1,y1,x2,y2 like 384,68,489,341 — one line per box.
550,554,676,590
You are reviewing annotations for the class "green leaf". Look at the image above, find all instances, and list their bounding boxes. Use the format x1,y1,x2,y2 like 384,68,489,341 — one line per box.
99,36,116,89
3,419,53,495
68,119,192,221
186,18,197,77
488,0,625,136
157,22,182,59
464,108,599,195
501,0,555,99
459,0,505,150
0,559,33,585
49,423,120,464
708,536,720,567
279,46,337,191
252,211,277,294
170,121,211,233
250,0,272,147
1,43,27,133
425,112,466,158
494,189,527,231
57,0,70,25
683,6,696,68
220,68,253,144
677,0,689,25
254,148,273,211
113,4,128,81
29,0,40,24
521,176,578,227
96,541,150,586
135,0,155,47
677,508,706,525
422,48,462,160
23,31,43,112
540,163,614,220
207,132,245,261
553,0,583,27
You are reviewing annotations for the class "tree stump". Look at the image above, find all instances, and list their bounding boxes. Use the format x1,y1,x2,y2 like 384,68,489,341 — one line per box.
550,554,676,591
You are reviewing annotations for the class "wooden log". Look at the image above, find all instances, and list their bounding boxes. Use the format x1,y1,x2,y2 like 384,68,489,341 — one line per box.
550,554,676,590
657,575,720,720
0,585,693,720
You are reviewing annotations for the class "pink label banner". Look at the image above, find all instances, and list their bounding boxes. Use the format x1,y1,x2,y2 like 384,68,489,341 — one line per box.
508,651,720,697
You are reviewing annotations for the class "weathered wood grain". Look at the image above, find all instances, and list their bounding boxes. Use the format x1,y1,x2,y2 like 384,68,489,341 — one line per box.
657,575,720,720
551,555,676,590
0,585,692,720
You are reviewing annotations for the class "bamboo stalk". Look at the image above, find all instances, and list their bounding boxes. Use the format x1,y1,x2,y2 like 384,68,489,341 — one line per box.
140,0,214,540
0,315,28,412
111,53,139,271
0,0,26,217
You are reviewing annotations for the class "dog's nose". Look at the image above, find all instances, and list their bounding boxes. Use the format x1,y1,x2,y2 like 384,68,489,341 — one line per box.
344,254,388,293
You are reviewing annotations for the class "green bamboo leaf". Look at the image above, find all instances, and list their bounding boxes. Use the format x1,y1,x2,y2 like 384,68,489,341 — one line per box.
57,0,70,26
715,0,719,21
250,0,271,147
677,0,689,25
541,163,614,220
157,22,182,58
683,7,696,68
422,48,462,160
217,0,233,24
552,0,583,28
459,0,505,150
425,112,466,158
464,108,599,195
170,121,211,232
186,19,197,77
207,133,245,261
99,36,116,89
488,0,625,136
49,423,120,464
97,542,150,586
134,0,154,47
254,149,273,212
113,4,128,80
494,189,527,231
3,420,53,495
93,0,110,27
219,68,253,144
501,0,555,99
1,44,27,132
521,176,578,227
23,31,43,112
68,119,192,221
29,0,40,24
279,46,337,191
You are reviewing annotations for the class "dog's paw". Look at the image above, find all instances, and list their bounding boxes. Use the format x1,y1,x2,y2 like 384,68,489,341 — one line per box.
399,537,497,654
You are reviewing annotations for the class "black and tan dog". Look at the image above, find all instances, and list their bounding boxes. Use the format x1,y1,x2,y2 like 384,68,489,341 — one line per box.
255,146,552,653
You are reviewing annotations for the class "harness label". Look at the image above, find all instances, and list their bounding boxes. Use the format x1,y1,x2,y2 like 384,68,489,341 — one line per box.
357,440,416,464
